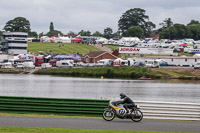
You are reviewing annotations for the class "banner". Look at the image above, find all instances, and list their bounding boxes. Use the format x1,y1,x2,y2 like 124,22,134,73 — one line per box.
118,47,174,55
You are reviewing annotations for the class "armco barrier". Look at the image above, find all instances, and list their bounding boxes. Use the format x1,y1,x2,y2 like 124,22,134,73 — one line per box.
0,96,109,116
136,101,200,121
0,96,199,121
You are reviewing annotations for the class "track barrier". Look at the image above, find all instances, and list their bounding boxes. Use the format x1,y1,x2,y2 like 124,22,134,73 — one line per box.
0,96,108,117
0,96,199,121
136,101,200,121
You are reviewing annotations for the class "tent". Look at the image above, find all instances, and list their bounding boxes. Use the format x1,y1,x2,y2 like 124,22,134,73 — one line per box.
58,37,71,43
74,55,81,61
53,55,68,60
187,43,193,46
96,38,108,44
53,54,82,61
180,43,190,47
72,38,82,43
66,54,75,59
119,37,140,42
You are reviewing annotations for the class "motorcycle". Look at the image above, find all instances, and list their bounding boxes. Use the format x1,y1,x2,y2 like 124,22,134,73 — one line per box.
102,99,143,122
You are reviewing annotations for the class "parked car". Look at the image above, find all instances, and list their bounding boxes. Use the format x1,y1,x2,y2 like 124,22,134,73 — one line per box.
41,63,52,69
56,60,74,67
133,62,145,67
16,63,24,69
48,59,58,67
97,59,113,66
76,62,88,67
194,63,200,69
121,60,129,66
160,61,168,66
87,63,97,67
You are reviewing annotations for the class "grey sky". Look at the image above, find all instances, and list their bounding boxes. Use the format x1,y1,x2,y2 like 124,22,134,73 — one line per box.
1,0,200,34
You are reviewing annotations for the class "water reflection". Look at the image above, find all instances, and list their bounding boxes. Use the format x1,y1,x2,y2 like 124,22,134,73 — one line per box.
0,74,199,103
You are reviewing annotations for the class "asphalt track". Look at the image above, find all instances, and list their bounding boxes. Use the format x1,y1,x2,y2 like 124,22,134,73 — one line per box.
0,116,199,132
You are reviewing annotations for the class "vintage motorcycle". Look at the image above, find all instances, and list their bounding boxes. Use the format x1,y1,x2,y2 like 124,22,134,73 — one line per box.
102,99,143,122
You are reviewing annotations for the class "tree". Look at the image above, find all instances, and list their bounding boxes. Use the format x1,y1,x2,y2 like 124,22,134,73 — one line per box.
67,31,76,37
46,22,63,37
118,8,155,37
0,31,2,41
159,26,176,39
28,31,38,38
93,31,102,37
144,21,156,37
78,30,91,36
103,27,113,39
112,31,121,39
50,22,54,31
186,24,200,40
4,17,31,33
159,18,173,28
124,26,144,38
173,24,187,39
39,32,44,38
46,30,63,37
187,20,200,26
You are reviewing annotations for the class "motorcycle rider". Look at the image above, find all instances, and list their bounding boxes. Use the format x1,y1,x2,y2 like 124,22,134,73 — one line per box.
119,93,135,114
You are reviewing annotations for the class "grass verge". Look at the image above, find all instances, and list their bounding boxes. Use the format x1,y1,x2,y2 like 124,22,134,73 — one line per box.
34,67,161,79
152,67,199,80
0,69,24,74
0,127,195,133
28,42,100,55
0,112,99,119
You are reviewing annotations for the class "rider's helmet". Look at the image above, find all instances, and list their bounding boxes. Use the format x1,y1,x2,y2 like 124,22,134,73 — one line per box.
120,93,126,99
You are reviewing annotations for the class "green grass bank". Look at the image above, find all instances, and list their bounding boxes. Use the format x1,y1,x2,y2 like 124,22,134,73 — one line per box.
28,42,100,55
0,67,199,80
33,67,161,79
0,69,24,74
0,127,194,133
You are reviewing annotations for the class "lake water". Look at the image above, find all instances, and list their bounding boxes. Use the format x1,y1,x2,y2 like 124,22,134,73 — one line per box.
0,74,199,103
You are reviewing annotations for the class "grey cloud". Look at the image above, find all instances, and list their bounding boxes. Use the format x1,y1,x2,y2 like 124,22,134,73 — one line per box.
1,0,200,34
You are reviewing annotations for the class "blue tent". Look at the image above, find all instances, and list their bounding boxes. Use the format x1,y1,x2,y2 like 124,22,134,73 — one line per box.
53,54,68,60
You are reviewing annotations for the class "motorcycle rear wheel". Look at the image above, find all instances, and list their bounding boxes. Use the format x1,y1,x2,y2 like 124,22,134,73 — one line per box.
131,109,143,122
102,108,115,121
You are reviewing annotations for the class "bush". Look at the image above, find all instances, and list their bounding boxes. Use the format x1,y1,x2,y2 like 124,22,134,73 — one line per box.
34,67,161,80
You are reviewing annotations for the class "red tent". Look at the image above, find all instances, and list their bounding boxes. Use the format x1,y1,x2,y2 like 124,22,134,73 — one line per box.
180,43,189,47
72,38,82,43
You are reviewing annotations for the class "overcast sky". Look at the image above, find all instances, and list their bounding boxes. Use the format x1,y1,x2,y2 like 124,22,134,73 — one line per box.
1,0,200,34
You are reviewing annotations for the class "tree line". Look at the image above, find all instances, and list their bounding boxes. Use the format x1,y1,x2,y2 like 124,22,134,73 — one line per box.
1,8,200,40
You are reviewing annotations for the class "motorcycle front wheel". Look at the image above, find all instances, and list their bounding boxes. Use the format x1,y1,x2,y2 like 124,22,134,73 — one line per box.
102,108,115,121
131,109,143,122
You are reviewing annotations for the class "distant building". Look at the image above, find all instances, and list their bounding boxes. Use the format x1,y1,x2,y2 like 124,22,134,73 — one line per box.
81,51,118,63
0,32,28,55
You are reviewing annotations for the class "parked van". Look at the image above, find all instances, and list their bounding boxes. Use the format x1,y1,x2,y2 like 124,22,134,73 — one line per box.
97,59,113,66
1,62,13,69
23,62,35,69
56,60,74,67
8,59,15,65
145,60,159,68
